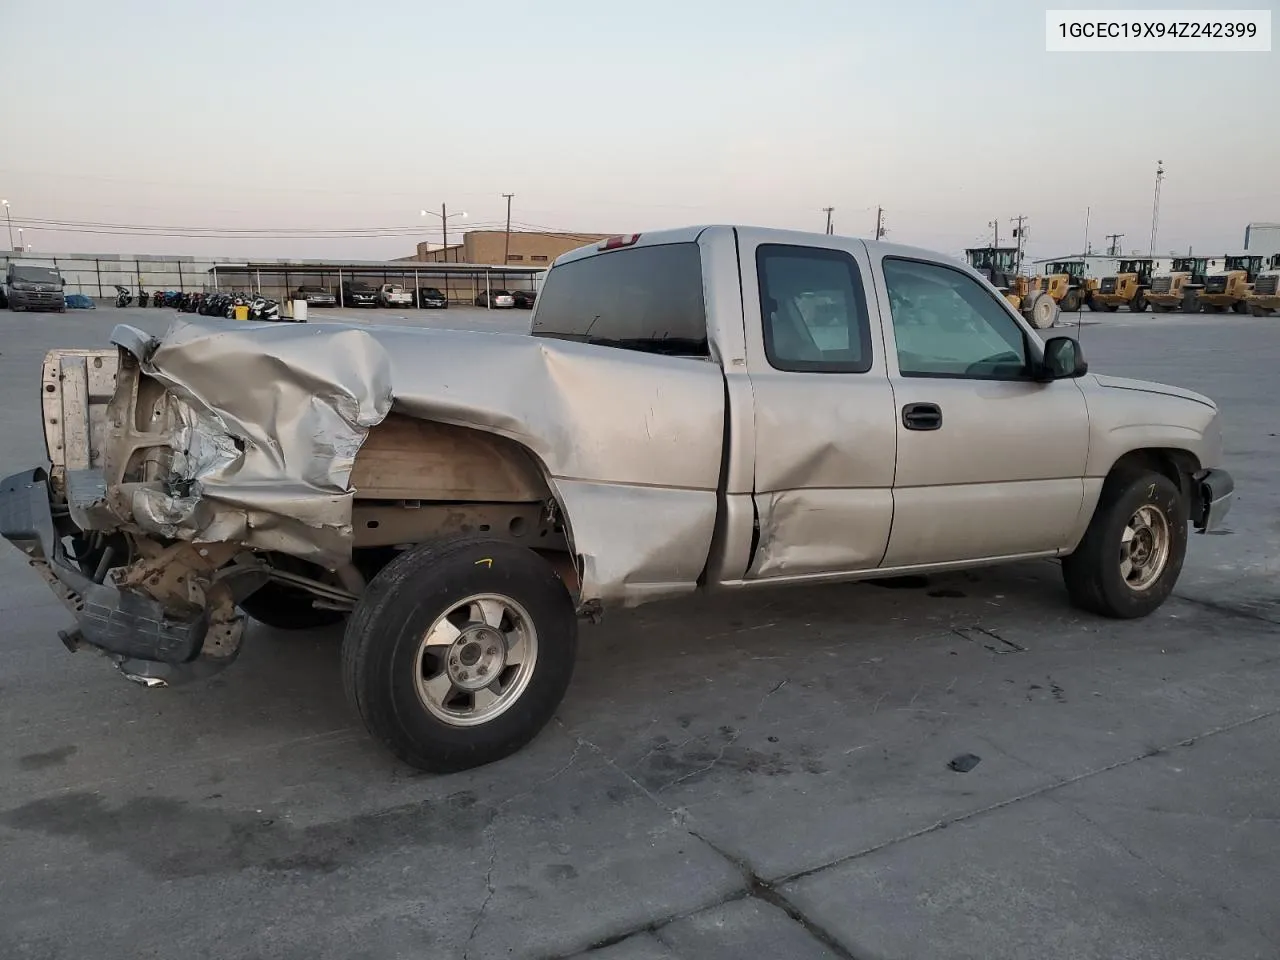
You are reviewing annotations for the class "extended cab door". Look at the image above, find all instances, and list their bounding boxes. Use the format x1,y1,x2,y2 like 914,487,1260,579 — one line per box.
870,253,1090,567
734,230,897,580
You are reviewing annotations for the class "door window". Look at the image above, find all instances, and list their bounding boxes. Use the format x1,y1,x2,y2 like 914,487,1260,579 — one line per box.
882,257,1029,379
757,245,872,373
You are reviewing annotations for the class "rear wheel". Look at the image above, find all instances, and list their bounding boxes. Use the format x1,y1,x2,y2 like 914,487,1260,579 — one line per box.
1250,305,1274,317
342,536,577,772
1062,469,1187,619
1061,289,1081,312
1232,301,1248,314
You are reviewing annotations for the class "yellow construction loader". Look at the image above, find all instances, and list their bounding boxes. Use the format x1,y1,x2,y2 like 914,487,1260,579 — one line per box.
1092,259,1153,313
1201,255,1264,314
1146,257,1212,313
1039,260,1098,313
965,246,1058,328
1247,253,1280,317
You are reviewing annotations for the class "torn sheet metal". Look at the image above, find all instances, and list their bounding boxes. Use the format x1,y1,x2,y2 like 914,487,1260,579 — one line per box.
106,317,726,605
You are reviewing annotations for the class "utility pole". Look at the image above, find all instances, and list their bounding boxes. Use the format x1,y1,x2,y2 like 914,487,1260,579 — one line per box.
989,218,1000,250
1009,215,1027,274
875,206,885,240
441,203,451,263
502,193,514,265
823,207,834,235
1105,233,1124,256
1149,160,1165,256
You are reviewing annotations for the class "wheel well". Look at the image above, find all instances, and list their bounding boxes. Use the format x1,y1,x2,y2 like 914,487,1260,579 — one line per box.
349,415,580,592
1105,448,1201,499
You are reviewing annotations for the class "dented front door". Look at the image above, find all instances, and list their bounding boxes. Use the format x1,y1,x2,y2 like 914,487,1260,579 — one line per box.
735,230,897,580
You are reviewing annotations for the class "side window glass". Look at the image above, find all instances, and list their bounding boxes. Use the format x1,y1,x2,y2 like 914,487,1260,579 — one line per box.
883,258,1029,379
757,245,872,373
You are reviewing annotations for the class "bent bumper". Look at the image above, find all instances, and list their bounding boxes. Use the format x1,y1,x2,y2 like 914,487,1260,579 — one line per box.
0,468,235,684
1193,468,1233,533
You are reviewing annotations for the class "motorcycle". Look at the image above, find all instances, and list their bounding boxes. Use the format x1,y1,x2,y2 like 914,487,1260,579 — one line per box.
114,285,133,308
138,286,148,307
249,295,281,322
153,290,165,308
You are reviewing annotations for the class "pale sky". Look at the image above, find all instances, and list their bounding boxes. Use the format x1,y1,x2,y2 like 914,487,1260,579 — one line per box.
3,0,1275,261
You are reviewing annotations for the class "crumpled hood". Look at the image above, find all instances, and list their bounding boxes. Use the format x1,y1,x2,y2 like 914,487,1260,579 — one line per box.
1091,374,1216,410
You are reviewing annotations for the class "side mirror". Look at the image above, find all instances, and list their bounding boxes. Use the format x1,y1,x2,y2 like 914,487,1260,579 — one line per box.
1039,336,1088,380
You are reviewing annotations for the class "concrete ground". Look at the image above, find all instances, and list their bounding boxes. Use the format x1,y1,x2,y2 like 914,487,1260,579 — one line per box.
1,305,1277,960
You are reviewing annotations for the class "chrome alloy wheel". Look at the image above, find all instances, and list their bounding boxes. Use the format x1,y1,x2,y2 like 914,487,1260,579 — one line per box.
414,594,539,726
1120,504,1171,591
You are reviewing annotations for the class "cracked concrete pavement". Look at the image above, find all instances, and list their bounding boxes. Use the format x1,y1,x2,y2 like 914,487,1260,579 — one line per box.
1,307,1277,959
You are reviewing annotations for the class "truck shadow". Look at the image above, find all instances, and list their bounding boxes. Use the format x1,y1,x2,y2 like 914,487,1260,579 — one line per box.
217,559,1073,753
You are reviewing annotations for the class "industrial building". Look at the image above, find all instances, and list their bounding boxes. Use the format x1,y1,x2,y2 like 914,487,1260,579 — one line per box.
412,230,611,265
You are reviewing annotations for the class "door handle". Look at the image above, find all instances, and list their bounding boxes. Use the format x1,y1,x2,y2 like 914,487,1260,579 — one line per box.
902,402,943,431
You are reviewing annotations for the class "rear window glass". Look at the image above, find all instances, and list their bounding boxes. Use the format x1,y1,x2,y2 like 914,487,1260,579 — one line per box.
531,242,708,357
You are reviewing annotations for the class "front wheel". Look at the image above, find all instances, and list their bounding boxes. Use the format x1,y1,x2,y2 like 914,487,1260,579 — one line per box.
1061,289,1081,313
342,537,578,772
1062,469,1188,619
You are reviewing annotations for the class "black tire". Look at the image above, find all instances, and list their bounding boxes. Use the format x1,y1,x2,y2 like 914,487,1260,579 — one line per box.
1103,303,1119,312
1062,469,1188,619
1131,291,1147,313
1202,304,1224,314
342,536,577,772
1061,289,1081,313
240,583,346,630
1232,301,1248,314
1250,305,1274,317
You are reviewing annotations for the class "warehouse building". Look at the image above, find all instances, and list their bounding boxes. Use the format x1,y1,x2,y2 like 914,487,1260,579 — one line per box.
413,230,612,266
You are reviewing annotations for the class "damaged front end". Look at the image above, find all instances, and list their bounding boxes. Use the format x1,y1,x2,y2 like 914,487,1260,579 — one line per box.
0,331,274,686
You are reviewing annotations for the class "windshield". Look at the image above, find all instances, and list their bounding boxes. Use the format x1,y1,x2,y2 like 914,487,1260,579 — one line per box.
1225,256,1256,272
10,266,62,284
1119,259,1149,274
1047,261,1084,278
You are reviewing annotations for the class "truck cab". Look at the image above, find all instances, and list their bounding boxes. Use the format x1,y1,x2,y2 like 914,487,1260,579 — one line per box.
1202,255,1264,314
1147,256,1217,313
964,246,1020,292
1247,253,1280,316
1094,258,1154,313
4,261,67,313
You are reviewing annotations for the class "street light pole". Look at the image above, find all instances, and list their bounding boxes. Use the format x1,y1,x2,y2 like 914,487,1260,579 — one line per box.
2,200,12,251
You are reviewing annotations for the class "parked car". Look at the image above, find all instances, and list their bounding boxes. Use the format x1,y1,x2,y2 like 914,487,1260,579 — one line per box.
0,226,1233,775
293,285,337,307
512,289,537,309
416,286,448,309
5,262,66,312
341,280,378,307
475,289,515,308
378,283,415,308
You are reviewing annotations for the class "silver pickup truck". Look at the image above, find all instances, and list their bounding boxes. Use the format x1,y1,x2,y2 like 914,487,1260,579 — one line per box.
0,226,1233,772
